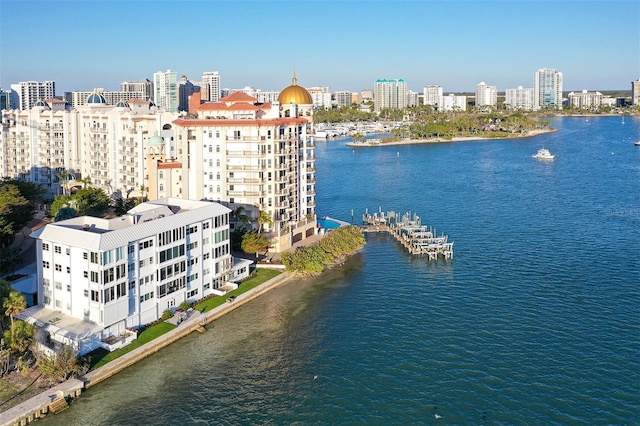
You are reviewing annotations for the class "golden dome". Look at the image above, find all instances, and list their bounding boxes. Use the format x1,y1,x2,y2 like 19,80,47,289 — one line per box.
278,71,313,105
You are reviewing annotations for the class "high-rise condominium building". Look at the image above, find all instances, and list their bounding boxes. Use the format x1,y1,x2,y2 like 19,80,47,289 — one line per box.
0,72,317,253
64,89,147,108
307,87,332,109
120,79,153,101
632,79,640,105
374,79,407,112
201,71,221,102
153,70,178,113
423,85,443,107
177,75,200,112
534,68,563,110
334,91,353,107
567,90,603,109
0,89,12,110
475,82,497,108
10,81,55,110
505,86,535,111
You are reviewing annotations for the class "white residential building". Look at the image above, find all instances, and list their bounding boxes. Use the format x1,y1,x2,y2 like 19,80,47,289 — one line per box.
423,85,443,107
201,71,221,102
307,86,332,109
10,81,56,110
505,86,535,110
0,72,317,252
440,94,467,112
406,90,420,107
120,79,153,101
18,198,250,355
475,81,497,108
631,79,640,105
567,90,603,109
153,70,179,113
334,91,353,107
534,68,563,110
64,89,147,108
374,79,407,112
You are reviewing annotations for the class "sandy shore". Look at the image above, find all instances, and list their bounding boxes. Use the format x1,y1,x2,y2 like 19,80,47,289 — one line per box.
345,128,558,147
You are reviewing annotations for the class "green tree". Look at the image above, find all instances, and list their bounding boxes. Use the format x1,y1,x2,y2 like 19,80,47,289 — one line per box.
49,187,110,220
0,178,46,206
0,184,32,248
36,345,81,381
241,230,269,255
78,176,92,189
113,197,137,216
0,247,24,276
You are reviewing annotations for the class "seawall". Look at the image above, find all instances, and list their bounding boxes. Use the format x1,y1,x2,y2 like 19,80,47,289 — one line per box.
0,271,291,426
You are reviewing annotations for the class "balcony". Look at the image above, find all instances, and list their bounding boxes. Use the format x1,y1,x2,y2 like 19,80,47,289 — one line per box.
227,177,264,184
227,164,266,171
226,190,264,197
226,150,266,158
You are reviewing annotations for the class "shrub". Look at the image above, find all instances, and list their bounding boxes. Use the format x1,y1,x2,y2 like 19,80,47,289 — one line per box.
178,301,191,311
161,309,173,321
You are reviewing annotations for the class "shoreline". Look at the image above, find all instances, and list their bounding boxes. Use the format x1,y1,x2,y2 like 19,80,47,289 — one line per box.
0,268,295,425
345,128,557,147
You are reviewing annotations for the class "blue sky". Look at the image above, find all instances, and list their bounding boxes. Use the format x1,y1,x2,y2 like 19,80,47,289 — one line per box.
1,0,638,93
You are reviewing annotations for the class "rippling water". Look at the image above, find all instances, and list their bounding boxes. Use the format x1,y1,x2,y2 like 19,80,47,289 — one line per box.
46,117,639,425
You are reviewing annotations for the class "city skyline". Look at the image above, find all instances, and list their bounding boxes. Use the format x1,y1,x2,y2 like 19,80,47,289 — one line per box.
1,1,639,94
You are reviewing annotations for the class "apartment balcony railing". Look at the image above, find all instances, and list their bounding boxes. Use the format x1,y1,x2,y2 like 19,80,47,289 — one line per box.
227,177,264,184
226,190,264,197
306,166,316,173
225,136,267,142
307,200,317,207
226,150,266,158
227,164,266,171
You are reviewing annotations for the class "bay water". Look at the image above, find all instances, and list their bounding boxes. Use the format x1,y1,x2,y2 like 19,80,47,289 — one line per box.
45,117,639,425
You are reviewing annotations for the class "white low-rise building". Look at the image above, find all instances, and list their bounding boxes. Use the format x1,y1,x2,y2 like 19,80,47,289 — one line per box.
19,198,251,355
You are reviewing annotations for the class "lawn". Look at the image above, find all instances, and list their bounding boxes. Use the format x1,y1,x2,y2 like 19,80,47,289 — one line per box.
194,268,281,312
89,322,176,370
88,268,281,370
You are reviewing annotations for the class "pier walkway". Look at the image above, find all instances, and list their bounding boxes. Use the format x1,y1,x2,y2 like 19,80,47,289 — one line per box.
362,210,453,260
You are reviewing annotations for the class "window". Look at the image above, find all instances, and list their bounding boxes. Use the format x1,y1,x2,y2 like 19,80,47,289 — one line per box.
43,261,50,268
83,252,88,260
91,290,99,302
84,271,88,278
43,243,49,251
54,246,61,254
55,282,62,290
90,252,99,264
84,289,89,297
66,266,71,273
66,248,70,255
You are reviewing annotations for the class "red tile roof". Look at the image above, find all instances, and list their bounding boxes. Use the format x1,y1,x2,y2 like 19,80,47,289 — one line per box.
220,92,258,103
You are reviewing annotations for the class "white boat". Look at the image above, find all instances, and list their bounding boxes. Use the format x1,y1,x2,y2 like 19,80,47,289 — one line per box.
634,141,640,146
533,148,555,160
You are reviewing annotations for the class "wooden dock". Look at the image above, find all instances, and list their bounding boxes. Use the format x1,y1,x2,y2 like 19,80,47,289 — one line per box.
362,210,453,260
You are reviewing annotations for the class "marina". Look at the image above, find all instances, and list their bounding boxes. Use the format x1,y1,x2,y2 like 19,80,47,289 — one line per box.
362,210,453,259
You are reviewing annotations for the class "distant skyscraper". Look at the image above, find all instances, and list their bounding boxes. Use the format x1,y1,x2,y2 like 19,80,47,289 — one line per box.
334,91,353,107
423,85,443,107
631,79,640,105
533,68,563,110
177,75,200,112
374,79,407,112
120,79,153,101
406,90,420,107
475,81,497,108
10,81,55,110
0,88,12,110
153,70,178,112
307,86,332,108
201,71,221,102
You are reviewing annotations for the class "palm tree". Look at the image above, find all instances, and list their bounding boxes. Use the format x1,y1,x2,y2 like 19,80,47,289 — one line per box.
3,290,26,338
231,206,250,230
257,210,273,234
56,170,70,196
79,176,91,189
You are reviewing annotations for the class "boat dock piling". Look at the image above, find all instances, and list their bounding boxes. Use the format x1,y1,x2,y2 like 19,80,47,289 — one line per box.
362,210,453,260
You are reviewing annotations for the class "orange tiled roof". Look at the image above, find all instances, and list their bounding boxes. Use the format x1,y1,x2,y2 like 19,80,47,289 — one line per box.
220,92,258,103
172,117,308,127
